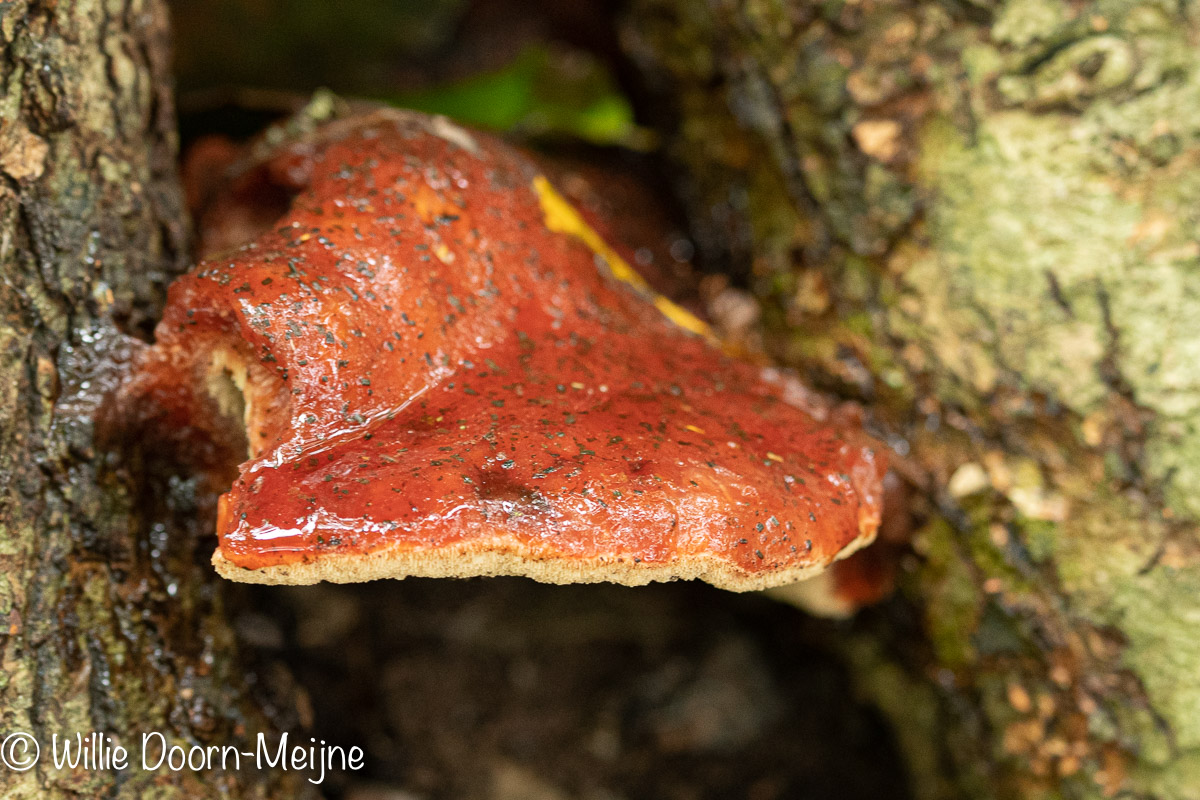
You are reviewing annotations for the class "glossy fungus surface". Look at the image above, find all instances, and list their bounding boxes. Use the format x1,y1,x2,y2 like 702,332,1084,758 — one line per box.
133,110,886,590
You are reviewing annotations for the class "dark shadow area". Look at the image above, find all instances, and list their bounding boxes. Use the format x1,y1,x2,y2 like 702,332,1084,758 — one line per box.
234,579,913,800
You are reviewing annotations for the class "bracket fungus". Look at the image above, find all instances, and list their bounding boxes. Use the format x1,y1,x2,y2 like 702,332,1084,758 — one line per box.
126,109,886,591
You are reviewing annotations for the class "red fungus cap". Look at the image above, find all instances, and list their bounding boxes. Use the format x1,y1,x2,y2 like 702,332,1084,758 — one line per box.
136,110,886,590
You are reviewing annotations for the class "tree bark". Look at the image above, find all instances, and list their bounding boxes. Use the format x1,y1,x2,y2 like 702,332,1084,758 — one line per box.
0,1,310,797
622,1,1200,798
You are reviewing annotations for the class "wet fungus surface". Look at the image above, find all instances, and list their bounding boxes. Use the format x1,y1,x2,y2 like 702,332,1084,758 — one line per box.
125,109,886,590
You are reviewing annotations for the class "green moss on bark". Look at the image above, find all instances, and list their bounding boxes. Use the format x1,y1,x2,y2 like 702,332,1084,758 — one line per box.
624,0,1200,796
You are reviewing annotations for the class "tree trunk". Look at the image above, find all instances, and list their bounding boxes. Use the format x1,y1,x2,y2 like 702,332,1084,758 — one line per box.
0,2,310,797
622,1,1200,798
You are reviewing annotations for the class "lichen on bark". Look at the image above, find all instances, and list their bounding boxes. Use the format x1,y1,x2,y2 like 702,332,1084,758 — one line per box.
623,0,1200,797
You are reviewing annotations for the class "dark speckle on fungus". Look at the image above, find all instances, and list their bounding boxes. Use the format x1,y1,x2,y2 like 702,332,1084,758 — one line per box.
121,109,886,591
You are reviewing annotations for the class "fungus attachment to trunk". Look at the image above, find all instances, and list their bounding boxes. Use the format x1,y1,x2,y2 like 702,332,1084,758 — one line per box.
124,109,887,591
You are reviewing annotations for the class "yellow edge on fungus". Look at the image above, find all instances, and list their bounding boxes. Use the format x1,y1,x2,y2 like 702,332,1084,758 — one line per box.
532,175,713,340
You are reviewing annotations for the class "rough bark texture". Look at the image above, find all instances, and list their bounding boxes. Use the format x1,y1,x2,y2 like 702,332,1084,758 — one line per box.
0,1,310,797
622,0,1200,798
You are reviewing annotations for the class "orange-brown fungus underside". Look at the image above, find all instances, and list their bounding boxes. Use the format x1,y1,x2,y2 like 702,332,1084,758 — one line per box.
132,110,886,590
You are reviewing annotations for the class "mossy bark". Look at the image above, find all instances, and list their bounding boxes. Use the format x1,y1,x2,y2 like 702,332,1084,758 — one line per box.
623,1,1200,798
0,2,310,797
